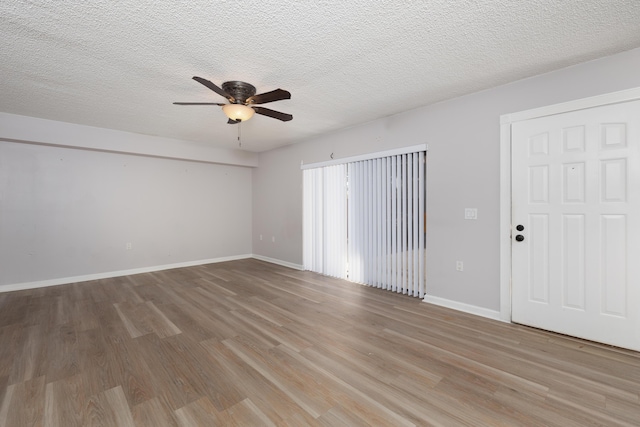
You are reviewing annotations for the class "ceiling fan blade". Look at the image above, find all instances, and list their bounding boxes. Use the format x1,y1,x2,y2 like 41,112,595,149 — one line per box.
247,88,291,104
252,106,293,122
227,118,240,125
192,76,234,102
173,102,226,106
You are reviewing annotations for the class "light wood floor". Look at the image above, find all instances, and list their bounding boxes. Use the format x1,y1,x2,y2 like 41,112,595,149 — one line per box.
1,259,639,426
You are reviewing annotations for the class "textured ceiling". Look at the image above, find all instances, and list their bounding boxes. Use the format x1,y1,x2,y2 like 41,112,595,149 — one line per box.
2,1,640,152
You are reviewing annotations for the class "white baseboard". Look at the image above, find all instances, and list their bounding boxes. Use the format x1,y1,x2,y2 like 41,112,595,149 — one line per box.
251,254,304,271
422,294,505,322
0,254,253,293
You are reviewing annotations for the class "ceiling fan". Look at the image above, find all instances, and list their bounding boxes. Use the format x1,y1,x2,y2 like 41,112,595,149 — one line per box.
174,76,292,124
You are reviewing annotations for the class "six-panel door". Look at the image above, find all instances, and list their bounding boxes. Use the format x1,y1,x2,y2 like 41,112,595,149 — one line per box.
511,100,640,351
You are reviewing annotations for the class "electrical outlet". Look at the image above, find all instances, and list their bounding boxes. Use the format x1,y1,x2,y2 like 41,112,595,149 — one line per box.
456,261,463,271
126,242,132,250
464,208,478,220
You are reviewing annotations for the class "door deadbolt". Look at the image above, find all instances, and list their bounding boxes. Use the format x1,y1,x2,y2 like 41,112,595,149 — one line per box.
516,224,524,231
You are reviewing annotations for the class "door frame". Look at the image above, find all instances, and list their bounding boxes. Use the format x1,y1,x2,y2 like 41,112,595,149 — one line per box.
499,86,640,323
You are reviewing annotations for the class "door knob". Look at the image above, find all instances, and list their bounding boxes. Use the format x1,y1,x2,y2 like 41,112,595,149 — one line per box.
515,235,525,242
516,224,524,231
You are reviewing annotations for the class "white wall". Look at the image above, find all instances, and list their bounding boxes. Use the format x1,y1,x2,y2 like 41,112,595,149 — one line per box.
252,47,640,313
0,112,259,168
0,117,254,289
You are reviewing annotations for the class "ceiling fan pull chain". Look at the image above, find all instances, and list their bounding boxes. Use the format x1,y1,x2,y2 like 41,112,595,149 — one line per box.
238,122,241,148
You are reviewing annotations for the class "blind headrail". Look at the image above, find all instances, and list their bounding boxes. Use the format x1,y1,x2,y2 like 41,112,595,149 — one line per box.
301,144,428,170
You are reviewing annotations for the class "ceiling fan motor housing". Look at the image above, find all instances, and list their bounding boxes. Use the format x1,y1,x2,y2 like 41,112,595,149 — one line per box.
222,81,256,104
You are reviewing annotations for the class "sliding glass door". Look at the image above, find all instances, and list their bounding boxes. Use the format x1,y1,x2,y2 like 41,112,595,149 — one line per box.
303,146,426,297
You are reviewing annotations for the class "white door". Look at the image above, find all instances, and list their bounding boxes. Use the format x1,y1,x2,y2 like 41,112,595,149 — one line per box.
511,99,640,351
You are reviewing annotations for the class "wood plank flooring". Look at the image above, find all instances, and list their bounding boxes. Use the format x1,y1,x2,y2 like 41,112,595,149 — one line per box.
1,258,639,426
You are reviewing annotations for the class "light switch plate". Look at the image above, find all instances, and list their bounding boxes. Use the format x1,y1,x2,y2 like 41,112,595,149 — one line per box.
464,208,478,220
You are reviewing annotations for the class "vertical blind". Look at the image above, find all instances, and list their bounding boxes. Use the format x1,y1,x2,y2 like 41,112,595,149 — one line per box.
302,164,348,279
303,148,426,297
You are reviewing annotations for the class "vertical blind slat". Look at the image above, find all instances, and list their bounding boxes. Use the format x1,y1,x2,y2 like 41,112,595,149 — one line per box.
367,160,372,285
419,151,425,297
391,157,398,292
399,155,405,293
377,158,383,288
358,162,362,282
386,157,392,290
407,154,412,296
351,163,358,282
411,153,420,297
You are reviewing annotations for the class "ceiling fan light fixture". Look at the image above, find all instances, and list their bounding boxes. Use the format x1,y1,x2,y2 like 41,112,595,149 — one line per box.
222,104,255,122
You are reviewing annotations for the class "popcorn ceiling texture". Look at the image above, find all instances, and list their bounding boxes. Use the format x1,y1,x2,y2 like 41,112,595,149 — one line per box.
2,0,640,152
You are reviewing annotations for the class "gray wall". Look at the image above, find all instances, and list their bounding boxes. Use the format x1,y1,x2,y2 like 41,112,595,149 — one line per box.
1,135,253,288
252,47,640,312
